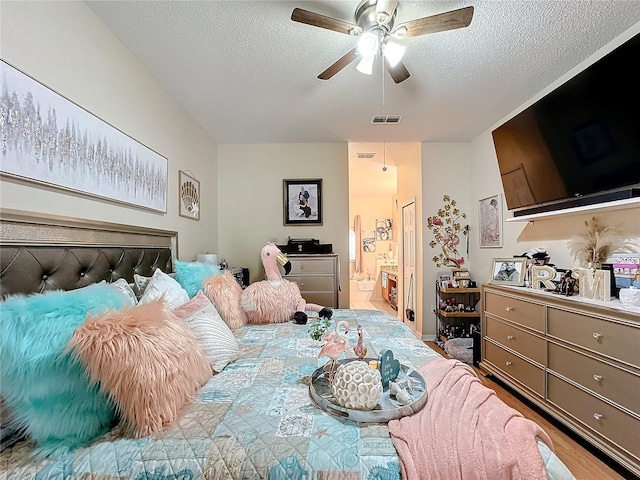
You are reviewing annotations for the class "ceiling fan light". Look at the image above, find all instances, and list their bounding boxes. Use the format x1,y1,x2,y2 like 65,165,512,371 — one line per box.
384,41,406,68
356,56,375,75
391,24,408,38
376,11,390,24
357,31,380,58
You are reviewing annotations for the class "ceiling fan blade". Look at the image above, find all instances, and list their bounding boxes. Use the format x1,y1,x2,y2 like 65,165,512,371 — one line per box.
386,59,410,84
375,0,399,25
291,8,362,36
393,6,474,38
318,48,360,80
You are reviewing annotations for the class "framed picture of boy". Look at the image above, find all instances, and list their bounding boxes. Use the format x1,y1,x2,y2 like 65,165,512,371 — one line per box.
283,179,322,225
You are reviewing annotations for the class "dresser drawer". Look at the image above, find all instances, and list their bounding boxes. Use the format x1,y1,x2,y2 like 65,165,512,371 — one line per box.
301,292,336,308
484,291,544,332
548,343,639,414
547,308,640,367
287,276,334,292
547,374,640,460
485,317,545,364
287,258,336,275
484,341,544,396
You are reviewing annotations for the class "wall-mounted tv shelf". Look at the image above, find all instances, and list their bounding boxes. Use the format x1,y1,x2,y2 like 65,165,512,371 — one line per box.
505,196,640,223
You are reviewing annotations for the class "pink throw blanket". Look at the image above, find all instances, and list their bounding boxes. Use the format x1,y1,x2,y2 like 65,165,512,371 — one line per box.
388,358,553,480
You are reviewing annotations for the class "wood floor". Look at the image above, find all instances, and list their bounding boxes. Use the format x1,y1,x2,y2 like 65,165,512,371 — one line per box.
351,299,636,479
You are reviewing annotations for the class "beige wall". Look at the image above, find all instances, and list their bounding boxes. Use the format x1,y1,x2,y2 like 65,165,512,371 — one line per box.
466,21,640,293
0,1,219,262
420,143,473,338
395,143,422,335
216,143,350,307
413,22,640,340
2,2,638,329
469,127,640,283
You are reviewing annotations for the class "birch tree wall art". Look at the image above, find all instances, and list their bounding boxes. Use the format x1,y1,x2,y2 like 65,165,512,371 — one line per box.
0,60,167,213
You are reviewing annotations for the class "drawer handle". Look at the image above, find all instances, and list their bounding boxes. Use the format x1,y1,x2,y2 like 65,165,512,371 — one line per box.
300,282,305,287
592,332,603,340
505,307,513,311
505,361,512,366
506,335,514,340
593,374,603,382
593,413,603,421
300,265,304,270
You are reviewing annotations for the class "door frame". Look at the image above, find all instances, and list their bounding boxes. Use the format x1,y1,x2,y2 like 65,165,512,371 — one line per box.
401,198,417,330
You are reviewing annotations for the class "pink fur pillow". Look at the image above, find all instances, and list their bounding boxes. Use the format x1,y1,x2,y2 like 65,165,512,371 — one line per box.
69,299,212,437
203,271,247,329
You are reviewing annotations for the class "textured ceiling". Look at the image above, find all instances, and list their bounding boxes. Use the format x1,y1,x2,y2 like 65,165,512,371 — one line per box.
86,1,640,146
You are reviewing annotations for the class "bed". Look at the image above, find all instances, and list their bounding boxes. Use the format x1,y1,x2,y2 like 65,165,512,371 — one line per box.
0,210,574,479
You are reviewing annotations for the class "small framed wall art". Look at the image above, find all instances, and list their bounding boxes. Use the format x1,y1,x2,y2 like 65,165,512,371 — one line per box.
178,170,200,220
283,178,322,225
478,194,503,248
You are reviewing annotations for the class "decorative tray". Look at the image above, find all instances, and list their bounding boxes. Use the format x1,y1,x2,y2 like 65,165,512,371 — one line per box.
308,358,428,423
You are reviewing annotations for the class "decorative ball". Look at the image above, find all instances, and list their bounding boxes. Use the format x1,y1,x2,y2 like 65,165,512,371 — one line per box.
331,361,383,411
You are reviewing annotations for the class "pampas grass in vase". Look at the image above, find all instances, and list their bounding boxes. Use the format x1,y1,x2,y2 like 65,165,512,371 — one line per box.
566,216,638,269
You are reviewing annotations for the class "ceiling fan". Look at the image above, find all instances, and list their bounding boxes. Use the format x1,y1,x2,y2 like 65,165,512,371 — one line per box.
291,0,474,84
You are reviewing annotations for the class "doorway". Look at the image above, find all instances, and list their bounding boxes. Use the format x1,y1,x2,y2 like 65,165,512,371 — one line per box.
348,143,398,312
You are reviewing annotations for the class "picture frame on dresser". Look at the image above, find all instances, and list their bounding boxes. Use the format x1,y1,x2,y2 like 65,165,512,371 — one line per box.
283,179,322,225
489,258,526,285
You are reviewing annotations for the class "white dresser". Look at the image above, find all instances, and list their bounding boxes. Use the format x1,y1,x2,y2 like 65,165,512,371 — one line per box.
282,254,339,308
481,284,640,477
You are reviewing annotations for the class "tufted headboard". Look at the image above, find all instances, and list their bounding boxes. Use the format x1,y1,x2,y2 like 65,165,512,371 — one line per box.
0,209,178,299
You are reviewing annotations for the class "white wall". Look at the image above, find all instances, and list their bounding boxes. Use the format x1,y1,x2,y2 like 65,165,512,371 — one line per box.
0,1,219,262
216,143,350,307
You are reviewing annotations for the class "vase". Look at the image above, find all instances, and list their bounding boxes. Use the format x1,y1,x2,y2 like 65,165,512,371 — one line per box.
331,361,383,411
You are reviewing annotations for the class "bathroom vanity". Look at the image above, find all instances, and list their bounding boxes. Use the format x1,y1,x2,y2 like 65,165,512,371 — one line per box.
381,268,398,311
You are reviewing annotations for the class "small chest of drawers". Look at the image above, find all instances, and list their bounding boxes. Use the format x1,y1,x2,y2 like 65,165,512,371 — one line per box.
282,254,339,308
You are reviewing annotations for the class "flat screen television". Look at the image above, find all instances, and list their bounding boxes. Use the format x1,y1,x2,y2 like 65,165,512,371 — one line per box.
492,33,640,217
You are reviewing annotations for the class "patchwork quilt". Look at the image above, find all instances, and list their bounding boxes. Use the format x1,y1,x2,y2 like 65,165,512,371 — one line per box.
1,309,442,480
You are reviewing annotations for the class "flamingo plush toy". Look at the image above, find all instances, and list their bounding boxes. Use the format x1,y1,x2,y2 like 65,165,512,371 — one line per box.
239,243,333,325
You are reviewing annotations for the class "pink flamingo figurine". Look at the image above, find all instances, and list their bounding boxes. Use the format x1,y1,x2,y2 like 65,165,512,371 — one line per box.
318,320,350,381
353,325,367,361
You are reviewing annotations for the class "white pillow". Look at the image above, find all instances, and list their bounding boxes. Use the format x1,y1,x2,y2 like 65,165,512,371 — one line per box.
171,291,239,373
138,269,189,309
133,274,152,298
109,278,138,307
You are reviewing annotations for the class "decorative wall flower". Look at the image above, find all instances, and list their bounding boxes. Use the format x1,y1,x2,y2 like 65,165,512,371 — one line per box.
426,195,470,268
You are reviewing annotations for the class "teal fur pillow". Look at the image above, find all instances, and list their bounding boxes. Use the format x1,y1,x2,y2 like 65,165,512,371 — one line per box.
0,283,129,457
175,260,221,298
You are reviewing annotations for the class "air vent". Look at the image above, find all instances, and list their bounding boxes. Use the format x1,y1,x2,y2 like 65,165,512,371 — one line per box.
371,115,403,124
357,152,376,159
